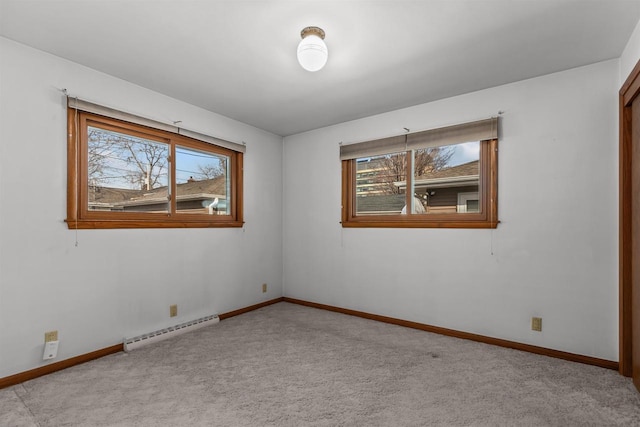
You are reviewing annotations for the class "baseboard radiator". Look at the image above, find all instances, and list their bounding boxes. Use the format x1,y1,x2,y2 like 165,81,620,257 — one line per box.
124,314,219,352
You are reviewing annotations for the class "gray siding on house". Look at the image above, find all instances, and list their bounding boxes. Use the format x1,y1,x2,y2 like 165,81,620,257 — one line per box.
426,185,478,208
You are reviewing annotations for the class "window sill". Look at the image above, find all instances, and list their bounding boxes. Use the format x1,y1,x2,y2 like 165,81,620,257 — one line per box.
65,219,244,229
341,217,499,229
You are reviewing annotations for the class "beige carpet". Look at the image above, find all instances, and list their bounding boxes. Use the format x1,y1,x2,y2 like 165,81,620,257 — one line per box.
2,302,640,426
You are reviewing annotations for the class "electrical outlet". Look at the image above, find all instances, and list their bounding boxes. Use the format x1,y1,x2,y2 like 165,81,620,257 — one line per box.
531,317,542,332
43,341,59,360
170,304,177,317
262,283,267,293
44,330,58,342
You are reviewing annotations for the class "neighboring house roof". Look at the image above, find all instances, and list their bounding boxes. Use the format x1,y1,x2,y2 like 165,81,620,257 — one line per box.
420,160,478,180
89,187,146,204
395,160,479,190
183,177,226,195
89,176,226,208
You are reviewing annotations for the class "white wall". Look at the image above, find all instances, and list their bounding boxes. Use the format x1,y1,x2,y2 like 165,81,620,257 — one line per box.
0,33,625,379
0,37,283,378
283,59,620,361
621,17,640,83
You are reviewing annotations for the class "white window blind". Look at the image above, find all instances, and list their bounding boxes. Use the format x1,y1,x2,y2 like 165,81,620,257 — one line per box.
339,117,498,160
67,97,246,153
339,135,406,160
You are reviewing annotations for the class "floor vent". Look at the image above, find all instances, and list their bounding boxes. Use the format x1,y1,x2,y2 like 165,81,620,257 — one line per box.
124,314,219,352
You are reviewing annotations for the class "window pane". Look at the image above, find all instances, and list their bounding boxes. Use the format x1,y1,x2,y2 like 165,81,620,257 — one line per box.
355,152,407,215
87,126,169,213
175,146,230,215
411,141,480,215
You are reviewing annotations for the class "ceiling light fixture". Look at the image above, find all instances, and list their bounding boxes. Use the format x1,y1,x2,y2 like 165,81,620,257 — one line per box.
297,26,328,72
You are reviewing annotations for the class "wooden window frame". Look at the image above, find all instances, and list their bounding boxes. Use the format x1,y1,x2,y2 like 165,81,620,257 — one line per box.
66,108,244,229
341,139,498,228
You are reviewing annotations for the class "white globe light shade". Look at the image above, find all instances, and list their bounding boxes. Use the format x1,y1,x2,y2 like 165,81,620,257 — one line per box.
297,34,328,72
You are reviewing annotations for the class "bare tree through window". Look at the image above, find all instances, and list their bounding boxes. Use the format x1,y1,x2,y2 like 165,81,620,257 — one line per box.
371,147,455,195
87,126,168,191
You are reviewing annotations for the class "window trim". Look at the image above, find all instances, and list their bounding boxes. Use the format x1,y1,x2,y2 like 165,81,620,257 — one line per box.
341,138,498,229
66,108,244,229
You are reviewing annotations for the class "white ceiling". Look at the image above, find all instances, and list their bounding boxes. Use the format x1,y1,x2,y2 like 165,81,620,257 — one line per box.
2,0,640,136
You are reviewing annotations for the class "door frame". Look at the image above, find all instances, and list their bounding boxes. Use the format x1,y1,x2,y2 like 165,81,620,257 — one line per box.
619,58,640,377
